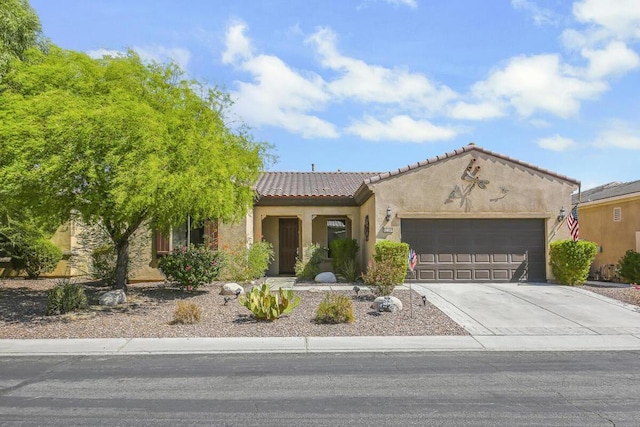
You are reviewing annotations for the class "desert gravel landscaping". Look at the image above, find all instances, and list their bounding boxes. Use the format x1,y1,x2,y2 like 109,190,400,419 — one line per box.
0,278,468,339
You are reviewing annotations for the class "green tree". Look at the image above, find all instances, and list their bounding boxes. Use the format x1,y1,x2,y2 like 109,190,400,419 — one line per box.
0,47,270,289
0,0,44,76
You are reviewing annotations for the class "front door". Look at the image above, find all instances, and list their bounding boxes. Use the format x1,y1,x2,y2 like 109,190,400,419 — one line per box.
279,218,299,274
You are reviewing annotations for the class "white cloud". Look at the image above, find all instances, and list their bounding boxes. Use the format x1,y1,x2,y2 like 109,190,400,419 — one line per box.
471,54,607,118
573,0,640,41
447,101,505,120
536,134,578,151
87,48,125,59
582,41,640,80
223,23,337,139
347,115,457,142
593,120,640,149
222,21,253,65
383,0,418,8
306,27,457,112
132,45,191,71
511,0,558,26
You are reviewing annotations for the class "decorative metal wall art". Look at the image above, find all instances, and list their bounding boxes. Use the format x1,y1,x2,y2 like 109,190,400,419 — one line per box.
445,158,490,212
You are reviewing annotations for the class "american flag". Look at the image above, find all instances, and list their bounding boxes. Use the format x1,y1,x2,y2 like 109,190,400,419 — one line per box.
567,205,579,241
408,249,418,272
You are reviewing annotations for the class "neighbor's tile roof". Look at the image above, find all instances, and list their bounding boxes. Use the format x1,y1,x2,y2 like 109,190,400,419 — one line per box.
573,179,640,204
255,172,379,198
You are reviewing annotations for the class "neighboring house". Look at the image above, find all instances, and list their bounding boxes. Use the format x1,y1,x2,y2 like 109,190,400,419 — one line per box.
1,144,579,283
572,180,640,281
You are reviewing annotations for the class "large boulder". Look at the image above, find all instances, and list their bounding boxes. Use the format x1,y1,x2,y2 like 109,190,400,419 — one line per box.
221,282,245,296
99,289,126,306
314,272,337,283
371,296,403,312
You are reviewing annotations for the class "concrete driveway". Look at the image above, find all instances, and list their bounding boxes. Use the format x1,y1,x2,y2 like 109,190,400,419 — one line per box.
413,282,640,336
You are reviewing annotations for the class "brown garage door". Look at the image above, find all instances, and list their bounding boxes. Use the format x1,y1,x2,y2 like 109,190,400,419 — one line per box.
402,219,545,282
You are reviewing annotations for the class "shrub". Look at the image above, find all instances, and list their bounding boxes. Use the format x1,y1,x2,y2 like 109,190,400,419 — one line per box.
294,243,327,280
90,244,117,286
549,240,598,286
171,301,202,324
617,250,640,284
46,279,88,315
13,239,63,279
329,238,359,279
238,283,301,321
220,241,274,282
314,293,354,324
158,244,222,291
362,258,399,297
340,258,360,283
373,240,409,285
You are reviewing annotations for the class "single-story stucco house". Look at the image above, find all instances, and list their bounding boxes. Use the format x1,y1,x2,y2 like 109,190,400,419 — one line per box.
572,179,640,281
1,143,580,283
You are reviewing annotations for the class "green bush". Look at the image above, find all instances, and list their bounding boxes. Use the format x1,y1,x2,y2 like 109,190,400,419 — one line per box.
220,241,274,282
314,293,354,324
340,258,360,283
373,240,409,285
238,283,301,321
329,238,359,280
90,244,117,286
294,243,327,280
158,244,222,291
549,240,598,286
46,279,88,315
12,238,63,279
617,250,640,284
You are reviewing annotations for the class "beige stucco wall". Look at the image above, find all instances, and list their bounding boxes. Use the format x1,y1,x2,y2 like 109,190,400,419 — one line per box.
254,205,361,275
367,150,578,280
578,195,640,276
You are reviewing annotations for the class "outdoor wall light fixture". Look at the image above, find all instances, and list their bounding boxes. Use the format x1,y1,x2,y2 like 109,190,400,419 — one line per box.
557,207,566,222
385,206,392,222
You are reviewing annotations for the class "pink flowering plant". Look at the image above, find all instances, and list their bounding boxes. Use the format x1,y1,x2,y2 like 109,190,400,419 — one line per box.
158,244,223,291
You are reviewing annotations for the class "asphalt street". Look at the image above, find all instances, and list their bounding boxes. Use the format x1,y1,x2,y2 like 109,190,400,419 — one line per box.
1,351,639,426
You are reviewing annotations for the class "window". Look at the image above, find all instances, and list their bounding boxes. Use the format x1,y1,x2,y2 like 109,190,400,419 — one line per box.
613,207,622,222
327,219,346,258
155,219,218,256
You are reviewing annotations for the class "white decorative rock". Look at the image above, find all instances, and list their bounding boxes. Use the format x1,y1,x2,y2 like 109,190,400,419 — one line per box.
221,282,245,296
372,296,403,312
314,272,337,283
99,289,127,306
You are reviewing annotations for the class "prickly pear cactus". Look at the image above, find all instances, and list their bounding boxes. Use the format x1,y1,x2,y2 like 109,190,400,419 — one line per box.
238,284,301,321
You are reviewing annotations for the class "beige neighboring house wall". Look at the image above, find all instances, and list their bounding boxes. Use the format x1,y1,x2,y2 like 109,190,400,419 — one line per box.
577,192,640,277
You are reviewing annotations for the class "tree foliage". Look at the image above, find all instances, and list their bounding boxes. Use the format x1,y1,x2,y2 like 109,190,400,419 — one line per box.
617,250,640,284
0,47,270,289
0,0,44,76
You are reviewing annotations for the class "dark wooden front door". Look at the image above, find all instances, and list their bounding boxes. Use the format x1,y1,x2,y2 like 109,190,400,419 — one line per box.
279,218,299,274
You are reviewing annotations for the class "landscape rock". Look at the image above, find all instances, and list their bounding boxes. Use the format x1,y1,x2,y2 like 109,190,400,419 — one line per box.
99,289,127,306
314,272,337,283
221,282,245,296
371,296,403,312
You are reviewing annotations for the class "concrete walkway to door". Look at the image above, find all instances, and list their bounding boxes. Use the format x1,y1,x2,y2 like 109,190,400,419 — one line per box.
412,282,640,346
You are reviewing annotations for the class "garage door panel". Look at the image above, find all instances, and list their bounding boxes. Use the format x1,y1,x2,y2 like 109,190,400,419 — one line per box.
402,219,545,282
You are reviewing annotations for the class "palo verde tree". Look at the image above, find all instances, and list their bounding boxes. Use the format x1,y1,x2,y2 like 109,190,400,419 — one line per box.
0,46,270,289
0,0,45,77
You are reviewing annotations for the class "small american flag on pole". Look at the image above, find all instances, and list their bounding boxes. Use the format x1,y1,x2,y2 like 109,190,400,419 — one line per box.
567,204,579,241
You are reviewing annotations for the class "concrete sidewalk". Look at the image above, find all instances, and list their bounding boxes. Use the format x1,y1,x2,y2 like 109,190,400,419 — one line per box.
2,281,640,356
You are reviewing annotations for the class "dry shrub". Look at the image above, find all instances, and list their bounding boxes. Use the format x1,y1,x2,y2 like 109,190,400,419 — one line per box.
314,293,354,324
171,301,201,325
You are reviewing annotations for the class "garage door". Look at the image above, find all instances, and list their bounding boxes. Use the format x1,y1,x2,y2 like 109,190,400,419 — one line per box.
402,219,545,282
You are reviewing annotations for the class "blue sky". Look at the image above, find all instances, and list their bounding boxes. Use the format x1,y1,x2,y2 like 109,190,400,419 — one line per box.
30,0,640,190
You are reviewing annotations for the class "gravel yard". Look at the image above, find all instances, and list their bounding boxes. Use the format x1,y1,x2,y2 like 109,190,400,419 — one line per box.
0,278,468,339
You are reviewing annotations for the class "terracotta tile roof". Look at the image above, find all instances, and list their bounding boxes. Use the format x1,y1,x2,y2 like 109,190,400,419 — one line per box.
255,172,379,198
363,143,580,186
573,179,640,204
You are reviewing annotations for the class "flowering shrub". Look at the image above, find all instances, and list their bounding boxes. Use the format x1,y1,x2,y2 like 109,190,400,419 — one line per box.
158,244,222,291
362,258,399,297
219,241,274,282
